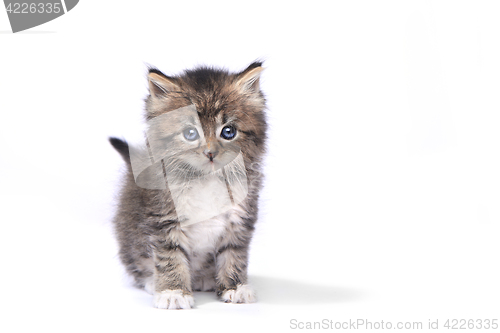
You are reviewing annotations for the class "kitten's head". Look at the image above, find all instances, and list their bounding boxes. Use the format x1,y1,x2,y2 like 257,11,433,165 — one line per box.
144,62,267,175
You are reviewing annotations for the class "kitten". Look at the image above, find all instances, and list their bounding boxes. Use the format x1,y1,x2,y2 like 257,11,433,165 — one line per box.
109,62,267,309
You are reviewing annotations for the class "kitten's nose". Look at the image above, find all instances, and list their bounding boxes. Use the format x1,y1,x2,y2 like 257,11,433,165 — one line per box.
203,149,218,162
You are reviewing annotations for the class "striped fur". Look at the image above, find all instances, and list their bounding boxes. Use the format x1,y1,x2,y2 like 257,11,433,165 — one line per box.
110,62,267,309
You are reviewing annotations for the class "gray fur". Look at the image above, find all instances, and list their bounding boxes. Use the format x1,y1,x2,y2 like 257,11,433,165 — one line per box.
110,62,267,309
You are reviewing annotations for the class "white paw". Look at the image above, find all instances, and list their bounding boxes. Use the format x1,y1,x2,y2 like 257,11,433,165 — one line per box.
221,284,256,304
153,290,194,309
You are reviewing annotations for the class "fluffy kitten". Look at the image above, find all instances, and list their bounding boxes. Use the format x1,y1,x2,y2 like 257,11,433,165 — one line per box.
109,62,267,309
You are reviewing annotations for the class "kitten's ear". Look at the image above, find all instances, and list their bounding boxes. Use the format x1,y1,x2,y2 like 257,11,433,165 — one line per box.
235,62,264,93
148,69,180,98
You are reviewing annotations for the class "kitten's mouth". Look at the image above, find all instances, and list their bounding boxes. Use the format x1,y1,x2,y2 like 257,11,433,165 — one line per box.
204,158,224,173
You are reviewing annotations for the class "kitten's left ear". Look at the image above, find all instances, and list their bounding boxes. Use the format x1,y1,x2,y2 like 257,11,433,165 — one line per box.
235,62,264,93
148,69,180,99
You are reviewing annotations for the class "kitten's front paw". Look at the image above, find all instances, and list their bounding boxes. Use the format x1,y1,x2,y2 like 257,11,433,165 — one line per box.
220,284,256,304
153,290,194,309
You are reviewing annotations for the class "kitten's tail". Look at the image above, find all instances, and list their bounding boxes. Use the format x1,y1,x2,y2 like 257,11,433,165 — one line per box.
109,137,131,164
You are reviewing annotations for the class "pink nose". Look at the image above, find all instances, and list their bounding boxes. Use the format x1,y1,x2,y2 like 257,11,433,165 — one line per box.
203,149,217,161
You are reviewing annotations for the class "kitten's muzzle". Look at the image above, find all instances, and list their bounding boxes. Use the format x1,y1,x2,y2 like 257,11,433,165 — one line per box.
203,149,218,162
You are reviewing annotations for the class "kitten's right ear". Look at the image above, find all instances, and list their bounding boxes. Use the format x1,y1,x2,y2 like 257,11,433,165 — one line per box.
235,61,264,94
148,69,180,98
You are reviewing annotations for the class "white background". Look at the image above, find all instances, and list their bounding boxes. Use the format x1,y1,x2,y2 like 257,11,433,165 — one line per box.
1,1,499,332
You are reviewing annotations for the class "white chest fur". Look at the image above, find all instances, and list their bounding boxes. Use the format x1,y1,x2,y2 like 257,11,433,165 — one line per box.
182,216,227,254
168,173,232,225
168,167,249,255
181,204,247,255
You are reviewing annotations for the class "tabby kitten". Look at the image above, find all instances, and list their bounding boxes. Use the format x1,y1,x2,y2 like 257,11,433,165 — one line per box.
109,62,267,309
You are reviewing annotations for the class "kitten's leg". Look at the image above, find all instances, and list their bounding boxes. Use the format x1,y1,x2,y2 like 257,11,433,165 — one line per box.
151,225,194,309
135,256,155,294
215,224,256,304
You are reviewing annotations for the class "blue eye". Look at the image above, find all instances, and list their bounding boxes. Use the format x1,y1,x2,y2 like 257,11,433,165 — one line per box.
183,127,199,141
220,125,237,140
